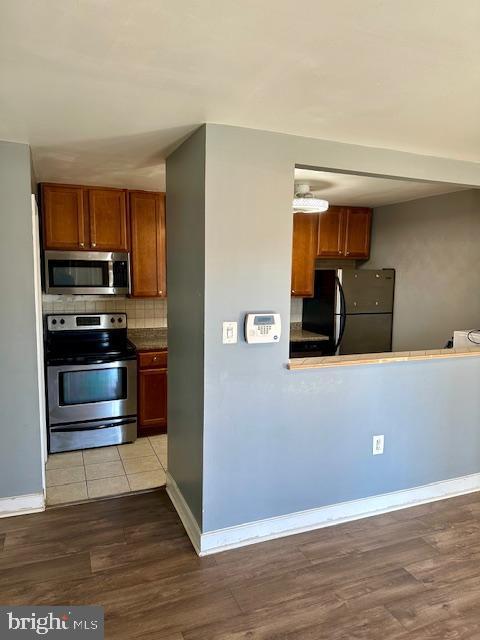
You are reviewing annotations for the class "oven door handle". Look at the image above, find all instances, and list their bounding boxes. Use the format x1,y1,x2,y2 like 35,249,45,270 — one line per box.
47,355,136,366
50,419,136,433
51,425,113,433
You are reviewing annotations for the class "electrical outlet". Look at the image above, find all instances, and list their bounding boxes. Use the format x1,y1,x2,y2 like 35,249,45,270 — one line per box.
222,321,238,344
372,435,384,455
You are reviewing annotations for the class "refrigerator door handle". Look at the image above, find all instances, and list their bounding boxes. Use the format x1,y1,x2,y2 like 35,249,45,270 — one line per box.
334,276,347,352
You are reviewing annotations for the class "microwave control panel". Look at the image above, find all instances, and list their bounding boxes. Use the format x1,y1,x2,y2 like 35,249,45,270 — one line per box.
245,313,281,344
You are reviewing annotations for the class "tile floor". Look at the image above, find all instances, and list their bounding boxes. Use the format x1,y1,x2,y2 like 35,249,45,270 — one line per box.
46,435,167,506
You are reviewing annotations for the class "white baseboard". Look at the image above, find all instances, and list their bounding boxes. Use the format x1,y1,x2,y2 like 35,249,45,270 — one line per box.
0,493,45,519
168,471,480,556
166,472,201,554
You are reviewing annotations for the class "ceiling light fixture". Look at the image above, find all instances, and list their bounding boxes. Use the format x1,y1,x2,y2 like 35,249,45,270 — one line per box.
292,184,329,213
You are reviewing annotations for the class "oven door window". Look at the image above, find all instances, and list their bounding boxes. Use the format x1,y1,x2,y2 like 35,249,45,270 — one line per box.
59,367,127,406
48,260,109,288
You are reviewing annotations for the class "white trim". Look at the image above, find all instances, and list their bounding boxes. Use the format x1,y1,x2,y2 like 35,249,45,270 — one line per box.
31,195,48,488
168,472,480,556
0,493,45,519
166,472,201,554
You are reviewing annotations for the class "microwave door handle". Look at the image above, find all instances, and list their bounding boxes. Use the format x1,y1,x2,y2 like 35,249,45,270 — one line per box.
126,255,131,295
108,261,114,289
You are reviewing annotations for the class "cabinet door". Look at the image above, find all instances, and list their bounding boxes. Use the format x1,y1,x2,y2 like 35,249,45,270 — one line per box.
42,184,86,250
291,213,318,297
130,191,166,297
156,193,167,298
317,206,345,257
343,207,372,259
138,368,167,434
88,188,128,251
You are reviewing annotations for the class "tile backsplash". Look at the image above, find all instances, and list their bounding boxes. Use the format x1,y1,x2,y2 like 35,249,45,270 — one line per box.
42,295,167,329
290,297,303,323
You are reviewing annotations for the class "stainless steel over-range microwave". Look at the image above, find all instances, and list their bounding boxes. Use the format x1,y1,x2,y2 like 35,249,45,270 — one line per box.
44,250,130,295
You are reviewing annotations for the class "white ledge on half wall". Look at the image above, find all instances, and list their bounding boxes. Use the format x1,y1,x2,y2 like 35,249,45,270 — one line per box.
288,346,480,370
166,471,480,556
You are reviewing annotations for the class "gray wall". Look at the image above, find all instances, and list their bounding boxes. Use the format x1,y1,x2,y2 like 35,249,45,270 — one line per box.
167,124,480,534
0,141,43,498
366,189,480,351
166,127,206,527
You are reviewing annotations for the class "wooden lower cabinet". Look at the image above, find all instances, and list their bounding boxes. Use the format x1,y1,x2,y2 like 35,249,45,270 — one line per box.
138,350,167,437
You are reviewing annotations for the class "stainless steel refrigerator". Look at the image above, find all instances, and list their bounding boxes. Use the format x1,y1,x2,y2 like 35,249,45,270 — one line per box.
302,269,395,355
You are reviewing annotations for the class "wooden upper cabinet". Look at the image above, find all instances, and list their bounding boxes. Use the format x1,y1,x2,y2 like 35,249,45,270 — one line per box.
317,206,346,257
88,188,128,251
41,183,128,251
156,193,166,298
316,205,372,260
42,184,86,250
291,213,318,297
130,191,166,297
343,207,372,259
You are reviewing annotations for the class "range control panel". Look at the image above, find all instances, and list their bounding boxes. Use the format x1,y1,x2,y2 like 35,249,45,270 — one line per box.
47,313,127,331
245,313,281,344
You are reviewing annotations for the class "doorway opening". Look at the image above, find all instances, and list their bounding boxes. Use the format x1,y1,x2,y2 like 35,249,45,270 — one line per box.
290,166,480,362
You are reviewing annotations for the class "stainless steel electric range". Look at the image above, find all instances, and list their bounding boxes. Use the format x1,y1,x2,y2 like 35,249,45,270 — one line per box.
45,313,137,453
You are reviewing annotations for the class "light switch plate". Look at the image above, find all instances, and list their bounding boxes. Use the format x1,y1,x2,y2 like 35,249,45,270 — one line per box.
223,321,238,344
372,435,384,455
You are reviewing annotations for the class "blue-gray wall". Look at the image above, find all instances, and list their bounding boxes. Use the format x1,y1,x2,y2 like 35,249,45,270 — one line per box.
0,141,43,498
166,127,206,526
366,189,480,351
167,124,480,533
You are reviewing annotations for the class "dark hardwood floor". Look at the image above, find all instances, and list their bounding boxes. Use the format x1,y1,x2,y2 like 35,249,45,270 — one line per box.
2,489,480,639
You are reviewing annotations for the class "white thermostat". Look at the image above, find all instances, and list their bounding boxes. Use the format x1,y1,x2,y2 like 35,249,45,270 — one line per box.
245,313,281,344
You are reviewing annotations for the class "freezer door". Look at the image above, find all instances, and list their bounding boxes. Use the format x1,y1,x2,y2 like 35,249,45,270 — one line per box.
338,269,395,314
338,313,393,355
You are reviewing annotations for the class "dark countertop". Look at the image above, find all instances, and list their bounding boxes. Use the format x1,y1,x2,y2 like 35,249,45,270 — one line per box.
290,322,330,343
129,325,328,350
128,328,168,351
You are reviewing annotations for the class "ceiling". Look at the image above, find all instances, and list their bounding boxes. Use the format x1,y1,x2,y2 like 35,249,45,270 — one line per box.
1,1,479,190
294,169,468,208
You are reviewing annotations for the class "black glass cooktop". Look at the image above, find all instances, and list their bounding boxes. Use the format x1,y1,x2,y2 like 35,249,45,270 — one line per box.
46,329,136,365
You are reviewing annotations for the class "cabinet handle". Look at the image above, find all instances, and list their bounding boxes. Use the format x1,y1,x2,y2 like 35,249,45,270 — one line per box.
80,242,85,248
91,242,97,248
346,251,350,256
152,355,158,362
158,290,163,295
338,250,342,255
